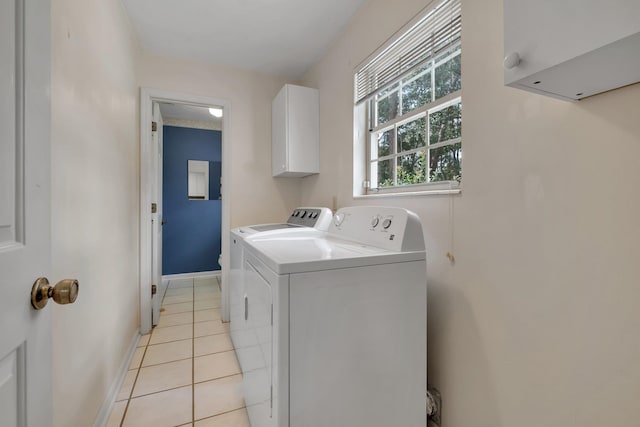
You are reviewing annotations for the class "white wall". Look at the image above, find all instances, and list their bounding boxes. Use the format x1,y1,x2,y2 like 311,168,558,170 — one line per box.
137,52,302,227
50,0,140,426
301,0,640,426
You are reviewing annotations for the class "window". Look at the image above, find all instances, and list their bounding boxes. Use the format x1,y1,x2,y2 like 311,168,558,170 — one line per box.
355,0,462,194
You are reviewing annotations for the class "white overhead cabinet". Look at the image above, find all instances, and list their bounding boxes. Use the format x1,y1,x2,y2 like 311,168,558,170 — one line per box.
272,84,319,177
503,0,640,101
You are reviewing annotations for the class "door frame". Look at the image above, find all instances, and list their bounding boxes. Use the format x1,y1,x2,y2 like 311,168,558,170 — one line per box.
150,101,163,326
139,88,232,334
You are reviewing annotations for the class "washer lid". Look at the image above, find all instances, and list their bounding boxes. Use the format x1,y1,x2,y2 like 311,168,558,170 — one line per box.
231,206,332,237
244,235,425,275
249,223,301,232
232,223,297,236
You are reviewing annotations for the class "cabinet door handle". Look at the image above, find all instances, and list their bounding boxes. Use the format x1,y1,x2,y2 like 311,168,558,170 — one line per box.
244,295,248,321
503,52,521,70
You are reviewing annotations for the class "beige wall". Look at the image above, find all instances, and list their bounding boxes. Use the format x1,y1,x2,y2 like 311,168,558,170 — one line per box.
49,8,305,424
137,52,302,227
47,0,640,424
51,0,140,426
302,0,640,426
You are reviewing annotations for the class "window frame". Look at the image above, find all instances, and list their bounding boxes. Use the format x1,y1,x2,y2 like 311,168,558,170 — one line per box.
365,46,462,195
354,2,462,197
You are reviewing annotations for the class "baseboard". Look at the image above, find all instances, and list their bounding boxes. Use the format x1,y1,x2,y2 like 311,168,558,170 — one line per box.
92,331,141,427
162,270,221,281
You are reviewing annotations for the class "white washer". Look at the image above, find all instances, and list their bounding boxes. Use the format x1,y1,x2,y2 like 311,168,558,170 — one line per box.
230,207,332,350
240,206,427,427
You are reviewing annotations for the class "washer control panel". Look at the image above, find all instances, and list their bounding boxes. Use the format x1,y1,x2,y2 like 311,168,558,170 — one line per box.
287,207,333,229
329,206,424,252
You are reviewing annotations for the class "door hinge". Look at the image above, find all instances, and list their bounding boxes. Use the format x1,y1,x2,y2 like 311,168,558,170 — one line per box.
151,284,157,296
151,203,157,213
152,121,157,132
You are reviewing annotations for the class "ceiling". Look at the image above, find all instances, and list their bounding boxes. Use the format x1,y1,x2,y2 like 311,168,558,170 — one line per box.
121,0,367,78
158,103,222,126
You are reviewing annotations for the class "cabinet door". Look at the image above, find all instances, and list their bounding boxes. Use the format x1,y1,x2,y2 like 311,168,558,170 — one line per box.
271,88,287,176
505,0,640,84
242,258,274,427
504,0,640,100
286,86,319,175
271,84,319,177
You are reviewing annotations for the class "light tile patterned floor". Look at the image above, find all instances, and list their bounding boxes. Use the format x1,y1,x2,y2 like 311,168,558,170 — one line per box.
105,277,251,427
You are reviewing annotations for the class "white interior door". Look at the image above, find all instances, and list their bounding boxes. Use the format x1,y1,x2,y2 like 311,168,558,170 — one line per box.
151,102,164,325
0,0,53,426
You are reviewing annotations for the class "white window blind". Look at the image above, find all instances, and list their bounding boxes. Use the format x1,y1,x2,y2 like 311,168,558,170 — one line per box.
355,0,462,105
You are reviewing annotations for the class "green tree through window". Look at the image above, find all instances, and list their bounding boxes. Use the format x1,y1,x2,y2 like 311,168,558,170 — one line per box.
369,45,462,190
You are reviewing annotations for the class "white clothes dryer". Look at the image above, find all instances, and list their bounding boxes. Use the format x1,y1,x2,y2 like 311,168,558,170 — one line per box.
240,206,427,427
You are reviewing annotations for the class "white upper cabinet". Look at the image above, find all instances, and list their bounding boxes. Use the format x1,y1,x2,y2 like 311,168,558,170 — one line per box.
272,84,319,177
504,0,640,101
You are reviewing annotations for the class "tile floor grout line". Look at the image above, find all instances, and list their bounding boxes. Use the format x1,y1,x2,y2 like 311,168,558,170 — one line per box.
161,301,196,306
112,278,237,426
192,372,243,386
155,317,224,330
138,356,192,370
193,406,248,424
147,337,192,346
126,383,194,401
118,278,172,427
159,306,221,316
192,278,196,424
193,348,236,360
146,337,192,347
118,312,154,425
193,331,230,339
174,279,196,427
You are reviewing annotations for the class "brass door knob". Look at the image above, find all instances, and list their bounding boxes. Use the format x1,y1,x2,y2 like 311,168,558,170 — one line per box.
31,277,79,310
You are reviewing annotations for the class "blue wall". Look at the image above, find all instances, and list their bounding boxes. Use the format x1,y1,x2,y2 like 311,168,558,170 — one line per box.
163,126,222,275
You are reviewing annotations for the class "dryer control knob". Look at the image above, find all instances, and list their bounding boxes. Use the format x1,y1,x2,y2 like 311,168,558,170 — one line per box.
334,213,345,226
382,218,392,229
371,216,380,228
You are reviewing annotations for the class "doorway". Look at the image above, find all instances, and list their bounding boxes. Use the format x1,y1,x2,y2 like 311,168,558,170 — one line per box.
160,105,223,276
140,88,232,334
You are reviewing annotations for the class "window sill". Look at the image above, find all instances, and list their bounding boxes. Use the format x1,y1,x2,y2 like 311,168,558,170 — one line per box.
354,188,461,199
